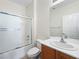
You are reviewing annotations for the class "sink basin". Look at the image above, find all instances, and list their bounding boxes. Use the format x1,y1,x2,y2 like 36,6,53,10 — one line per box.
50,41,76,51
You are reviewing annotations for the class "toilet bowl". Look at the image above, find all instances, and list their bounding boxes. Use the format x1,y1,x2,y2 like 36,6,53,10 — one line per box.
27,47,40,59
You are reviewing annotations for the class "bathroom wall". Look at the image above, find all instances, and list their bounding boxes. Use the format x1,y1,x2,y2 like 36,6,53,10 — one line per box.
33,0,50,40
50,0,79,36
25,2,33,18
26,0,50,40
0,0,28,17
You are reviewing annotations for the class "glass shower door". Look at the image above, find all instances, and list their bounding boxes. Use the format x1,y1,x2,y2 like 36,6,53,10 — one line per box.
0,12,32,54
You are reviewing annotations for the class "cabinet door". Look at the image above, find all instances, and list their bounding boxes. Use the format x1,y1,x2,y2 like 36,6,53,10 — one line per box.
41,45,56,59
56,51,75,59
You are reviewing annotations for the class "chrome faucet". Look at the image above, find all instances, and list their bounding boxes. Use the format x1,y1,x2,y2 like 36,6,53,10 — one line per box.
60,33,67,43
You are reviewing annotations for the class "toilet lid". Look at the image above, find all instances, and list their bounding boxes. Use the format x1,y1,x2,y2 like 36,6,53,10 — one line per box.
27,47,40,57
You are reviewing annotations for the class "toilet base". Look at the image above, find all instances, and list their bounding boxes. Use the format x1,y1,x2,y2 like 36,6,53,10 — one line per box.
29,54,40,59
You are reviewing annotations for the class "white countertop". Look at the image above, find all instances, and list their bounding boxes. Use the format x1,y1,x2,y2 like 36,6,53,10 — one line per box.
37,37,79,59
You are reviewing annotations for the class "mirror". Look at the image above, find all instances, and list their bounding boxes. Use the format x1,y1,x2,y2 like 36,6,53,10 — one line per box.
63,13,79,39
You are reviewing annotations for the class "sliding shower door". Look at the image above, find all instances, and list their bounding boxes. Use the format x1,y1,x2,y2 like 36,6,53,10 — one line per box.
0,12,32,54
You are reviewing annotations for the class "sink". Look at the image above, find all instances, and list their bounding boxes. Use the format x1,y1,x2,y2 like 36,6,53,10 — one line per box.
50,41,76,51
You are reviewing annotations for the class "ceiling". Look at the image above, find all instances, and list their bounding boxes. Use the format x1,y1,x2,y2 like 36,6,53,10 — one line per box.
9,0,33,7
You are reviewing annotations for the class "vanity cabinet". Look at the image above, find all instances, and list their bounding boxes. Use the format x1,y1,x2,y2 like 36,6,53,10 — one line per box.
56,51,75,59
41,44,56,59
41,44,75,59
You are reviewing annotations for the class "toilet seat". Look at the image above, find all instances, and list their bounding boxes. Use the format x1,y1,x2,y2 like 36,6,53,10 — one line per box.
27,47,40,57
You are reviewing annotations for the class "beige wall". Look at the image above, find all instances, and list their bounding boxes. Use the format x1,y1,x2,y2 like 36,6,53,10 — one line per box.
33,0,50,39
0,0,27,17
26,2,33,18
50,0,79,36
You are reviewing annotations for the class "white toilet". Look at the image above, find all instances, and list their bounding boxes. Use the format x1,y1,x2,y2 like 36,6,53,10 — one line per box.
27,47,40,59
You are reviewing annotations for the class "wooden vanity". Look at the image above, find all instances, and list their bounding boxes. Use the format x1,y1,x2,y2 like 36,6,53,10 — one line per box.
41,44,76,59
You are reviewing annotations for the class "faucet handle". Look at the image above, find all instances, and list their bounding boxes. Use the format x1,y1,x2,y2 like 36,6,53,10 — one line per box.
60,33,66,43
61,33,67,38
